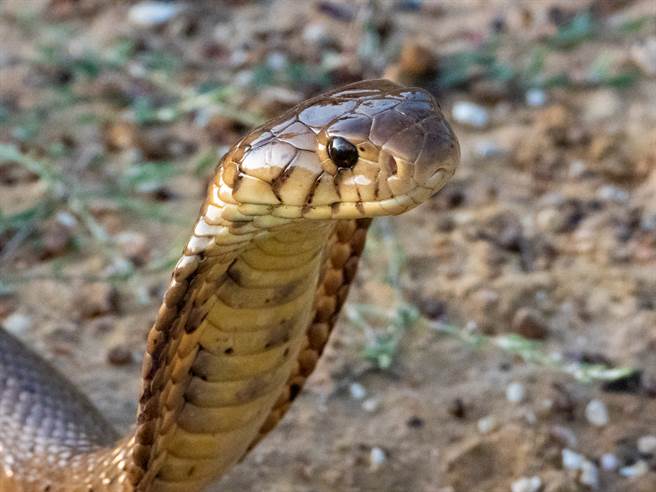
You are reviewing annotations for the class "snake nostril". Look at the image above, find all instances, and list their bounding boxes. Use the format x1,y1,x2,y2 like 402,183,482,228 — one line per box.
382,153,398,176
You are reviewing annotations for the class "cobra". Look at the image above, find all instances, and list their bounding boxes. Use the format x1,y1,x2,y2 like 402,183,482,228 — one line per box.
0,79,460,491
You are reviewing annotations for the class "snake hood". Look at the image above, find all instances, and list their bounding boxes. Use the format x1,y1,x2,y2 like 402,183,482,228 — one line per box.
215,79,460,219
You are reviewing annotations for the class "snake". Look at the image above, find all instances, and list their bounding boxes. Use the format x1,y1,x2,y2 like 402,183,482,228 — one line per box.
0,79,459,491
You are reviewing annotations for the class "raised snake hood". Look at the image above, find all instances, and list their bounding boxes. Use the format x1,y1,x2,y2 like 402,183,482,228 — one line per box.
0,79,460,492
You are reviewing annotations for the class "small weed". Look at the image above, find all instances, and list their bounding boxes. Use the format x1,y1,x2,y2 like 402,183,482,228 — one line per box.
549,12,597,49
436,10,652,91
350,220,636,384
119,162,180,194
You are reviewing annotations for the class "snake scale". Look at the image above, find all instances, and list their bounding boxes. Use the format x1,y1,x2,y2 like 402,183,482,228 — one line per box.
0,80,459,491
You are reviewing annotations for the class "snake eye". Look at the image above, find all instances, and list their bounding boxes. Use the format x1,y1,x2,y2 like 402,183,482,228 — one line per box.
327,137,359,169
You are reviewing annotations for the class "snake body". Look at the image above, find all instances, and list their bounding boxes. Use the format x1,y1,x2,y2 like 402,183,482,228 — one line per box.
0,80,459,491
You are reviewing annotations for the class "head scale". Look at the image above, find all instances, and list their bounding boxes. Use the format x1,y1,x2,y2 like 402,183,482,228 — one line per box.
216,79,460,219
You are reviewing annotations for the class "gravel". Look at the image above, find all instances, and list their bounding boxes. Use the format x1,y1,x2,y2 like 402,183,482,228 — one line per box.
637,435,656,454
510,475,542,492
525,88,548,107
369,447,387,470
561,448,599,489
128,1,184,27
452,101,490,128
584,399,609,427
506,382,527,404
349,382,367,400
562,449,586,470
3,312,32,336
619,460,649,478
600,453,620,471
477,415,499,434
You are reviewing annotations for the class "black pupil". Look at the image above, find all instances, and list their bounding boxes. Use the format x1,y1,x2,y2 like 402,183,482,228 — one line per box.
327,137,359,169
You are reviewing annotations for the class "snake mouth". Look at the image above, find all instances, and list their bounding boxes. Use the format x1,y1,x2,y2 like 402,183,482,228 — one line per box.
213,167,453,221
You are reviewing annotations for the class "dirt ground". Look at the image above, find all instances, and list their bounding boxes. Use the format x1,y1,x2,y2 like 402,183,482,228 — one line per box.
1,1,656,491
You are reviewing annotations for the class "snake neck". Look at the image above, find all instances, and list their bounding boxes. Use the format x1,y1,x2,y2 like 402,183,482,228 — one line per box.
121,200,335,491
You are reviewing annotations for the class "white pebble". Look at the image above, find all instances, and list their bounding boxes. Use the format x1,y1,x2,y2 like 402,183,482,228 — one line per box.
452,101,490,129
266,51,288,71
511,476,542,492
596,185,629,203
525,88,548,107
349,382,367,401
600,453,619,471
361,398,380,413
569,159,588,178
506,382,526,404
3,312,32,336
55,210,78,229
369,447,386,470
619,460,648,478
474,140,506,158
637,435,656,454
477,415,498,434
302,23,335,47
585,399,609,427
562,448,585,470
128,2,184,27
580,460,600,489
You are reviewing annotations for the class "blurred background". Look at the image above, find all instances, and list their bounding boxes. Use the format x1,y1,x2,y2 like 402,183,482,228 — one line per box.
1,1,656,491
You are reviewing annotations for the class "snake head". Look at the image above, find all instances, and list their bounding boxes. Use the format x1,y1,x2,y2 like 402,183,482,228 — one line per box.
216,79,459,219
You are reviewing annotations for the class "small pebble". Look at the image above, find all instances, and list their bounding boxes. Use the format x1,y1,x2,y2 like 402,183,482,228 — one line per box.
77,283,120,319
619,460,648,478
600,453,619,471
536,208,565,233
362,398,380,413
637,435,656,455
562,448,585,470
55,211,78,229
637,435,656,454
3,312,32,336
580,460,600,489
406,416,425,428
448,398,467,419
369,447,386,470
349,382,367,400
302,23,331,45
107,346,134,366
506,382,526,404
474,140,506,158
585,399,609,427
569,159,588,178
511,476,542,492
525,88,548,107
266,51,288,71
116,231,150,266
128,1,184,27
596,185,629,203
452,101,490,128
511,307,549,340
477,415,498,434
562,449,600,489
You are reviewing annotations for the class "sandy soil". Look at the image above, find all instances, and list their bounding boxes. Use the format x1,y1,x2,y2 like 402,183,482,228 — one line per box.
1,1,656,491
